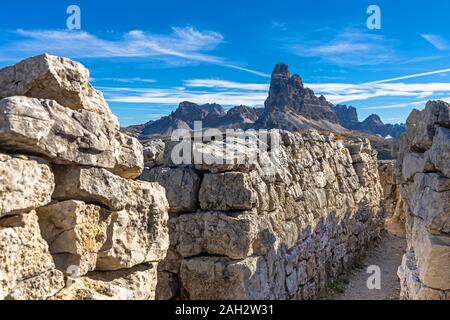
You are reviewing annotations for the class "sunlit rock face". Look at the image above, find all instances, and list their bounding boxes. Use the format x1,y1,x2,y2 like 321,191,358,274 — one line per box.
142,129,384,300
0,55,169,300
395,100,450,300
254,64,346,133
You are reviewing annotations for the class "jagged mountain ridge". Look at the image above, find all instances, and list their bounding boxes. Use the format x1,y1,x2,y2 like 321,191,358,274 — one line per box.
126,63,405,139
126,102,261,137
335,105,405,138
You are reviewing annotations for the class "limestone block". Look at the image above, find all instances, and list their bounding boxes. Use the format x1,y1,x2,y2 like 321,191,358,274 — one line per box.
0,212,64,299
199,172,258,210
37,200,112,276
141,166,201,213
0,154,54,217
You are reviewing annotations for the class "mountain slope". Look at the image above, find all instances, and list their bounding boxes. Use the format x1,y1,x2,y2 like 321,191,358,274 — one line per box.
126,63,405,142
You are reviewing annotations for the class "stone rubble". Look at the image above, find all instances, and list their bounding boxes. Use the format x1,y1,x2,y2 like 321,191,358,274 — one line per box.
0,55,169,300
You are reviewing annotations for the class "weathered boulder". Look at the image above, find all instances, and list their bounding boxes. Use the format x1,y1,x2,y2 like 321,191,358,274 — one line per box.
0,153,54,217
114,132,145,179
0,54,112,116
51,263,158,300
378,160,404,221
199,172,258,210
0,96,143,178
407,218,450,290
169,212,260,259
52,166,130,211
180,256,270,300
0,55,168,301
96,181,170,271
155,271,179,300
141,166,200,213
396,100,450,162
396,100,450,300
143,139,165,168
0,212,64,299
193,138,260,173
428,127,450,177
401,152,432,181
36,200,112,276
397,251,448,300
407,173,450,234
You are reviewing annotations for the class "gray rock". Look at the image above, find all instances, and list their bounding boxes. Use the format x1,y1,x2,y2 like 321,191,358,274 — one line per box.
0,54,112,116
0,154,54,217
52,166,130,211
429,127,450,177
155,271,179,300
199,172,258,210
37,200,112,276
51,263,158,300
180,256,269,300
0,96,143,178
143,139,165,168
0,212,65,299
96,180,170,271
141,166,200,213
169,212,260,259
396,100,450,299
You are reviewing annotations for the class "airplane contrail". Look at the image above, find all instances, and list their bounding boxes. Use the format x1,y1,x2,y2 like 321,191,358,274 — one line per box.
364,68,450,85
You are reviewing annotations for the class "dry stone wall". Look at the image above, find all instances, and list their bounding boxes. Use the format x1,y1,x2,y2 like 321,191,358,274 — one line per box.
395,101,450,300
0,55,169,300
378,160,405,222
1,54,418,300
141,130,384,300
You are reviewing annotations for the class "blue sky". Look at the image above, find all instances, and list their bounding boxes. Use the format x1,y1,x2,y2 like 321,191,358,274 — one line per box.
0,0,449,126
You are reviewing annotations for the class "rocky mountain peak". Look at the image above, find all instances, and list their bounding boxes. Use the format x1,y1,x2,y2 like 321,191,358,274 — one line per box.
334,104,359,129
363,114,384,126
272,62,291,78
260,63,339,126
202,103,226,115
267,64,305,108
333,105,405,138
127,62,405,139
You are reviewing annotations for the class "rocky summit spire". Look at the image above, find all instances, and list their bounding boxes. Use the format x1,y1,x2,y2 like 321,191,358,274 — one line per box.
270,63,304,92
266,63,304,113
262,63,338,124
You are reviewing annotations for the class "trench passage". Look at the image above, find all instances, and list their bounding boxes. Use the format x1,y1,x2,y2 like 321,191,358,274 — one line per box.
331,218,406,300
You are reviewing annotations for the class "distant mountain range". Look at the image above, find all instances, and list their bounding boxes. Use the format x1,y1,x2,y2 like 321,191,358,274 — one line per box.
334,105,405,138
126,63,405,140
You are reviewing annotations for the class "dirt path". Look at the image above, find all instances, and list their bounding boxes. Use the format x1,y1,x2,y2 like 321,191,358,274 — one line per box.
332,219,406,300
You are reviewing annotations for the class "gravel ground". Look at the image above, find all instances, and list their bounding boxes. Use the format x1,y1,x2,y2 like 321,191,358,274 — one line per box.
333,219,406,300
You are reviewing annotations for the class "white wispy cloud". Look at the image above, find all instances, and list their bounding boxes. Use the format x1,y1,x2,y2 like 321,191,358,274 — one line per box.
362,96,450,110
421,34,450,51
103,86,267,106
309,82,450,104
364,68,450,84
92,77,156,84
7,28,222,60
270,21,287,31
184,79,269,91
181,77,450,105
0,27,269,77
290,28,398,66
99,76,450,110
